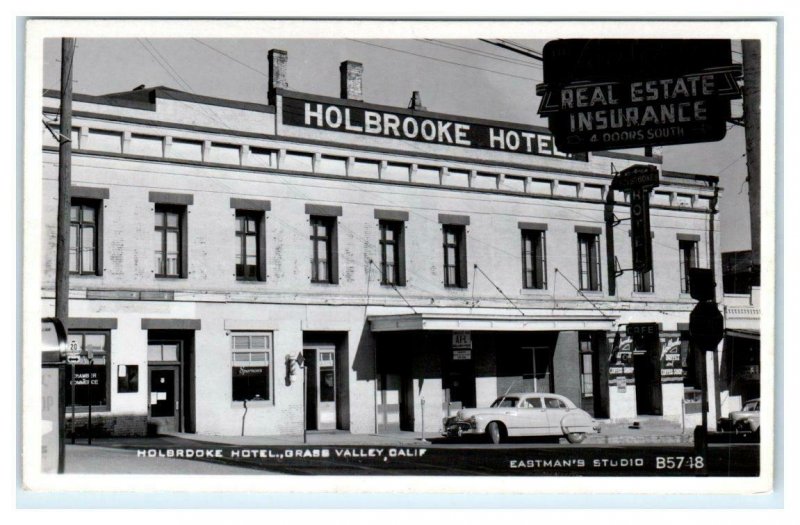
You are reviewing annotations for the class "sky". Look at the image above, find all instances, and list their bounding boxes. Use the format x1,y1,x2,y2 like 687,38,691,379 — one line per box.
42,37,752,253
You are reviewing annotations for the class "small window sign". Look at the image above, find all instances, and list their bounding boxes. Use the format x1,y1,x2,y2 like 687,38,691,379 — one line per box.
452,331,472,349
117,364,139,393
453,349,472,361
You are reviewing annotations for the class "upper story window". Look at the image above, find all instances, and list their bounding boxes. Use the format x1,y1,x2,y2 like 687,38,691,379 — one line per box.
154,205,185,278
379,220,405,286
235,211,261,281
443,224,467,288
679,239,700,293
310,216,336,284
70,199,99,275
634,269,655,293
577,231,602,292
231,198,270,282
521,228,547,289
306,204,341,285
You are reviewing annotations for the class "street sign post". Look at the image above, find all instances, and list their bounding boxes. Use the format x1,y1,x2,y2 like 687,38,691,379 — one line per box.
688,294,724,463
690,301,724,350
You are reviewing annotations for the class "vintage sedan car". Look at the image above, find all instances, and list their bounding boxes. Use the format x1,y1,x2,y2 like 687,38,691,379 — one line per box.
443,393,600,444
718,398,760,436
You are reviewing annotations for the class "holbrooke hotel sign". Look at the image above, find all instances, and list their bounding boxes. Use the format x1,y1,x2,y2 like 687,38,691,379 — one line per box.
281,94,586,160
536,39,742,153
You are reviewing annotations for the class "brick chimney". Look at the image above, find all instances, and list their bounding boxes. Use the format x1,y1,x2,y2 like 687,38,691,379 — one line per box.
340,60,364,101
408,91,426,111
268,49,288,104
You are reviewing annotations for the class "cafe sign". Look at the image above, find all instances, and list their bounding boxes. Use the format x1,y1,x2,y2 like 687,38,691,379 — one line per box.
536,39,742,153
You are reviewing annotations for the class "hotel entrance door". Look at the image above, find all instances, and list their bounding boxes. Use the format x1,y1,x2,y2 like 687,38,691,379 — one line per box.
304,347,337,430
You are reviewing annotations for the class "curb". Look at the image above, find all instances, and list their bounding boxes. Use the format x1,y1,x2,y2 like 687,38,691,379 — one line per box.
584,435,693,445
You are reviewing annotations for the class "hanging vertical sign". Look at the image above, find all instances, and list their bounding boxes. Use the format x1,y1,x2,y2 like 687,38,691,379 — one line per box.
614,165,659,273
629,187,653,272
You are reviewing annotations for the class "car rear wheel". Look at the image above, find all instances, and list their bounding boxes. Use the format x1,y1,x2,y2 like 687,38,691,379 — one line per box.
566,432,587,444
486,422,503,444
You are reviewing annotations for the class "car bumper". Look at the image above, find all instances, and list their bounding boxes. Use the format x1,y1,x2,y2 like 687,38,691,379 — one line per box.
443,419,479,437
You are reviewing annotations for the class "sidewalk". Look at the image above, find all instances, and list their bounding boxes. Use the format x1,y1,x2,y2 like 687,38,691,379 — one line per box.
587,416,692,444
114,416,691,447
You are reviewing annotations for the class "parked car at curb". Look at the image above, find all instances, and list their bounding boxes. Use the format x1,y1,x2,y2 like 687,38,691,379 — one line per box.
718,398,760,437
443,393,600,444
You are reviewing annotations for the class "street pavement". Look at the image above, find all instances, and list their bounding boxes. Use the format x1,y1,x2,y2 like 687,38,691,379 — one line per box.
60,416,759,477
64,443,265,475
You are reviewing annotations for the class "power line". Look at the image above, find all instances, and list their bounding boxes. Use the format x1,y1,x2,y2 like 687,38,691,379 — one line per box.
347,39,541,82
419,39,543,71
191,39,270,78
481,39,543,62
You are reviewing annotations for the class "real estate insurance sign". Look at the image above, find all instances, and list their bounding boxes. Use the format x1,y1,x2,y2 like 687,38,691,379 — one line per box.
536,40,742,153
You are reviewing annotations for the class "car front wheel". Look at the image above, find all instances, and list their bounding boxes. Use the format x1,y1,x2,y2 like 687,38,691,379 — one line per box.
486,422,502,444
566,432,587,444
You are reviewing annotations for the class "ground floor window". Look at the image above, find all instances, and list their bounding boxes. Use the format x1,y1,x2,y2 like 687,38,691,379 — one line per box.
65,331,110,409
231,333,273,402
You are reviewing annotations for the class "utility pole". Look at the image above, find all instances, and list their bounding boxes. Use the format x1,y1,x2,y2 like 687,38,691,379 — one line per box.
742,40,761,286
55,37,75,323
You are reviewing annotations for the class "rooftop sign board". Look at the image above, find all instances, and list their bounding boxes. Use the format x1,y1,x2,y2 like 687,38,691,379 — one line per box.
281,94,587,161
536,39,742,153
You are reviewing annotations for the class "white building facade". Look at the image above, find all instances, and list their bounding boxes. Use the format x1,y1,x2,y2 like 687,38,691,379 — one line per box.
41,50,724,437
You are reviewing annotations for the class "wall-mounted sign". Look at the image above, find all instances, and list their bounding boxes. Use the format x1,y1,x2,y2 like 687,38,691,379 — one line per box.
452,350,472,361
536,39,742,152
629,187,653,273
452,331,472,350
282,95,587,161
626,323,660,338
613,165,660,192
660,338,685,384
608,335,634,386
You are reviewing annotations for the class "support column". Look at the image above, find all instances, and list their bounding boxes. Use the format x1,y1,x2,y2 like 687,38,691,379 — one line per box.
552,331,581,404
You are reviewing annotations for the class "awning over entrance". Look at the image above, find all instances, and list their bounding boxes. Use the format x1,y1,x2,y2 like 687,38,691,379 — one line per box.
368,313,618,332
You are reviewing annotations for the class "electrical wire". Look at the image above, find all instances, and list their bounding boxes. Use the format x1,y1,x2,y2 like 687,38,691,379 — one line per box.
347,39,541,82
419,39,543,71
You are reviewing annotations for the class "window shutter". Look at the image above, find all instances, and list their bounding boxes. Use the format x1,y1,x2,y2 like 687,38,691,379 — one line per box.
520,232,526,288
330,218,339,284
96,202,104,276
180,207,189,278
457,227,468,288
397,224,407,286
258,212,267,281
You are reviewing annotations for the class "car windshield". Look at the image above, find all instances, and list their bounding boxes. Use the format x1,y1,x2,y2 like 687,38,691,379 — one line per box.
491,397,518,408
743,401,759,412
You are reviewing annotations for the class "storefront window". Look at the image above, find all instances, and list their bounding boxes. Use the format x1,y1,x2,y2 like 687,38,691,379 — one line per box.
65,331,109,409
231,333,273,402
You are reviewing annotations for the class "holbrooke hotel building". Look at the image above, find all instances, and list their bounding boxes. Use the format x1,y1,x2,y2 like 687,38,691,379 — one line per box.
41,50,739,438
